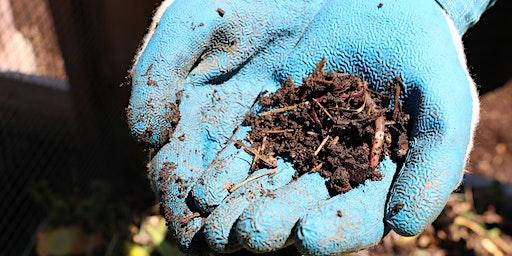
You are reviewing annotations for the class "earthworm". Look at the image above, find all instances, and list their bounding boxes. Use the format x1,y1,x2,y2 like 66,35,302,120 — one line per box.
311,109,323,128
346,83,367,99
370,115,386,168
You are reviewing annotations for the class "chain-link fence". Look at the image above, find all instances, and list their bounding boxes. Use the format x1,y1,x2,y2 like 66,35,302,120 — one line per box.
0,0,158,254
1,0,74,254
0,0,66,79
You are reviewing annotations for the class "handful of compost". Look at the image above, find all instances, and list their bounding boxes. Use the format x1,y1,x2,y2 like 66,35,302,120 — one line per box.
240,59,410,195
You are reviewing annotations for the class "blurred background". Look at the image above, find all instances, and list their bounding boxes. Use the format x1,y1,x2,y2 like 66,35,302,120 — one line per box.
0,0,510,255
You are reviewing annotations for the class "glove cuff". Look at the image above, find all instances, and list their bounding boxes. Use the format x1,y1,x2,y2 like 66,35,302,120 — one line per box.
435,0,496,35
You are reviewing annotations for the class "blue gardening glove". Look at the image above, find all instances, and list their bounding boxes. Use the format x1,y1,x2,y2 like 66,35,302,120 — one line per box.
127,0,494,254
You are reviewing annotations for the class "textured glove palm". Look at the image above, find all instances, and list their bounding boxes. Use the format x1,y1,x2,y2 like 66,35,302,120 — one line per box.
127,0,482,255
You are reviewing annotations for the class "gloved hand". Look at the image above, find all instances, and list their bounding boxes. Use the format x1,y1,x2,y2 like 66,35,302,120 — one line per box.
127,0,492,254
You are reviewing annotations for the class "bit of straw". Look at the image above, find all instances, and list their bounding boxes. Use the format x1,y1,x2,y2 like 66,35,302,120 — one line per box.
261,137,267,152
314,135,330,156
262,129,295,134
313,99,334,119
223,182,234,190
229,168,278,193
240,143,277,168
260,105,299,116
306,131,318,136
250,139,263,171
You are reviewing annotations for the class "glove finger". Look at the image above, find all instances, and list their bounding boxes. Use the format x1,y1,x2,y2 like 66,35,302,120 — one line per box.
203,159,295,253
295,158,397,256
149,90,212,252
235,173,330,253
385,17,478,236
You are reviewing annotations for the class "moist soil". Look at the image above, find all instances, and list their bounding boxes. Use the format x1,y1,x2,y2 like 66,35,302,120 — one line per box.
240,59,410,195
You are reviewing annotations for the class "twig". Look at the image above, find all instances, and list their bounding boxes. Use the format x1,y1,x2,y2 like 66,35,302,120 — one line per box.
261,129,295,134
250,139,263,170
261,137,267,152
261,104,301,116
259,155,277,168
229,168,278,193
313,99,333,119
491,236,512,255
223,182,234,190
243,146,277,168
455,215,512,254
306,77,336,85
393,78,403,120
314,135,330,156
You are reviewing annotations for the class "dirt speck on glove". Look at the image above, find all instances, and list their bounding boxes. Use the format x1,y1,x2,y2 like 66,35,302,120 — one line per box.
240,59,410,195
